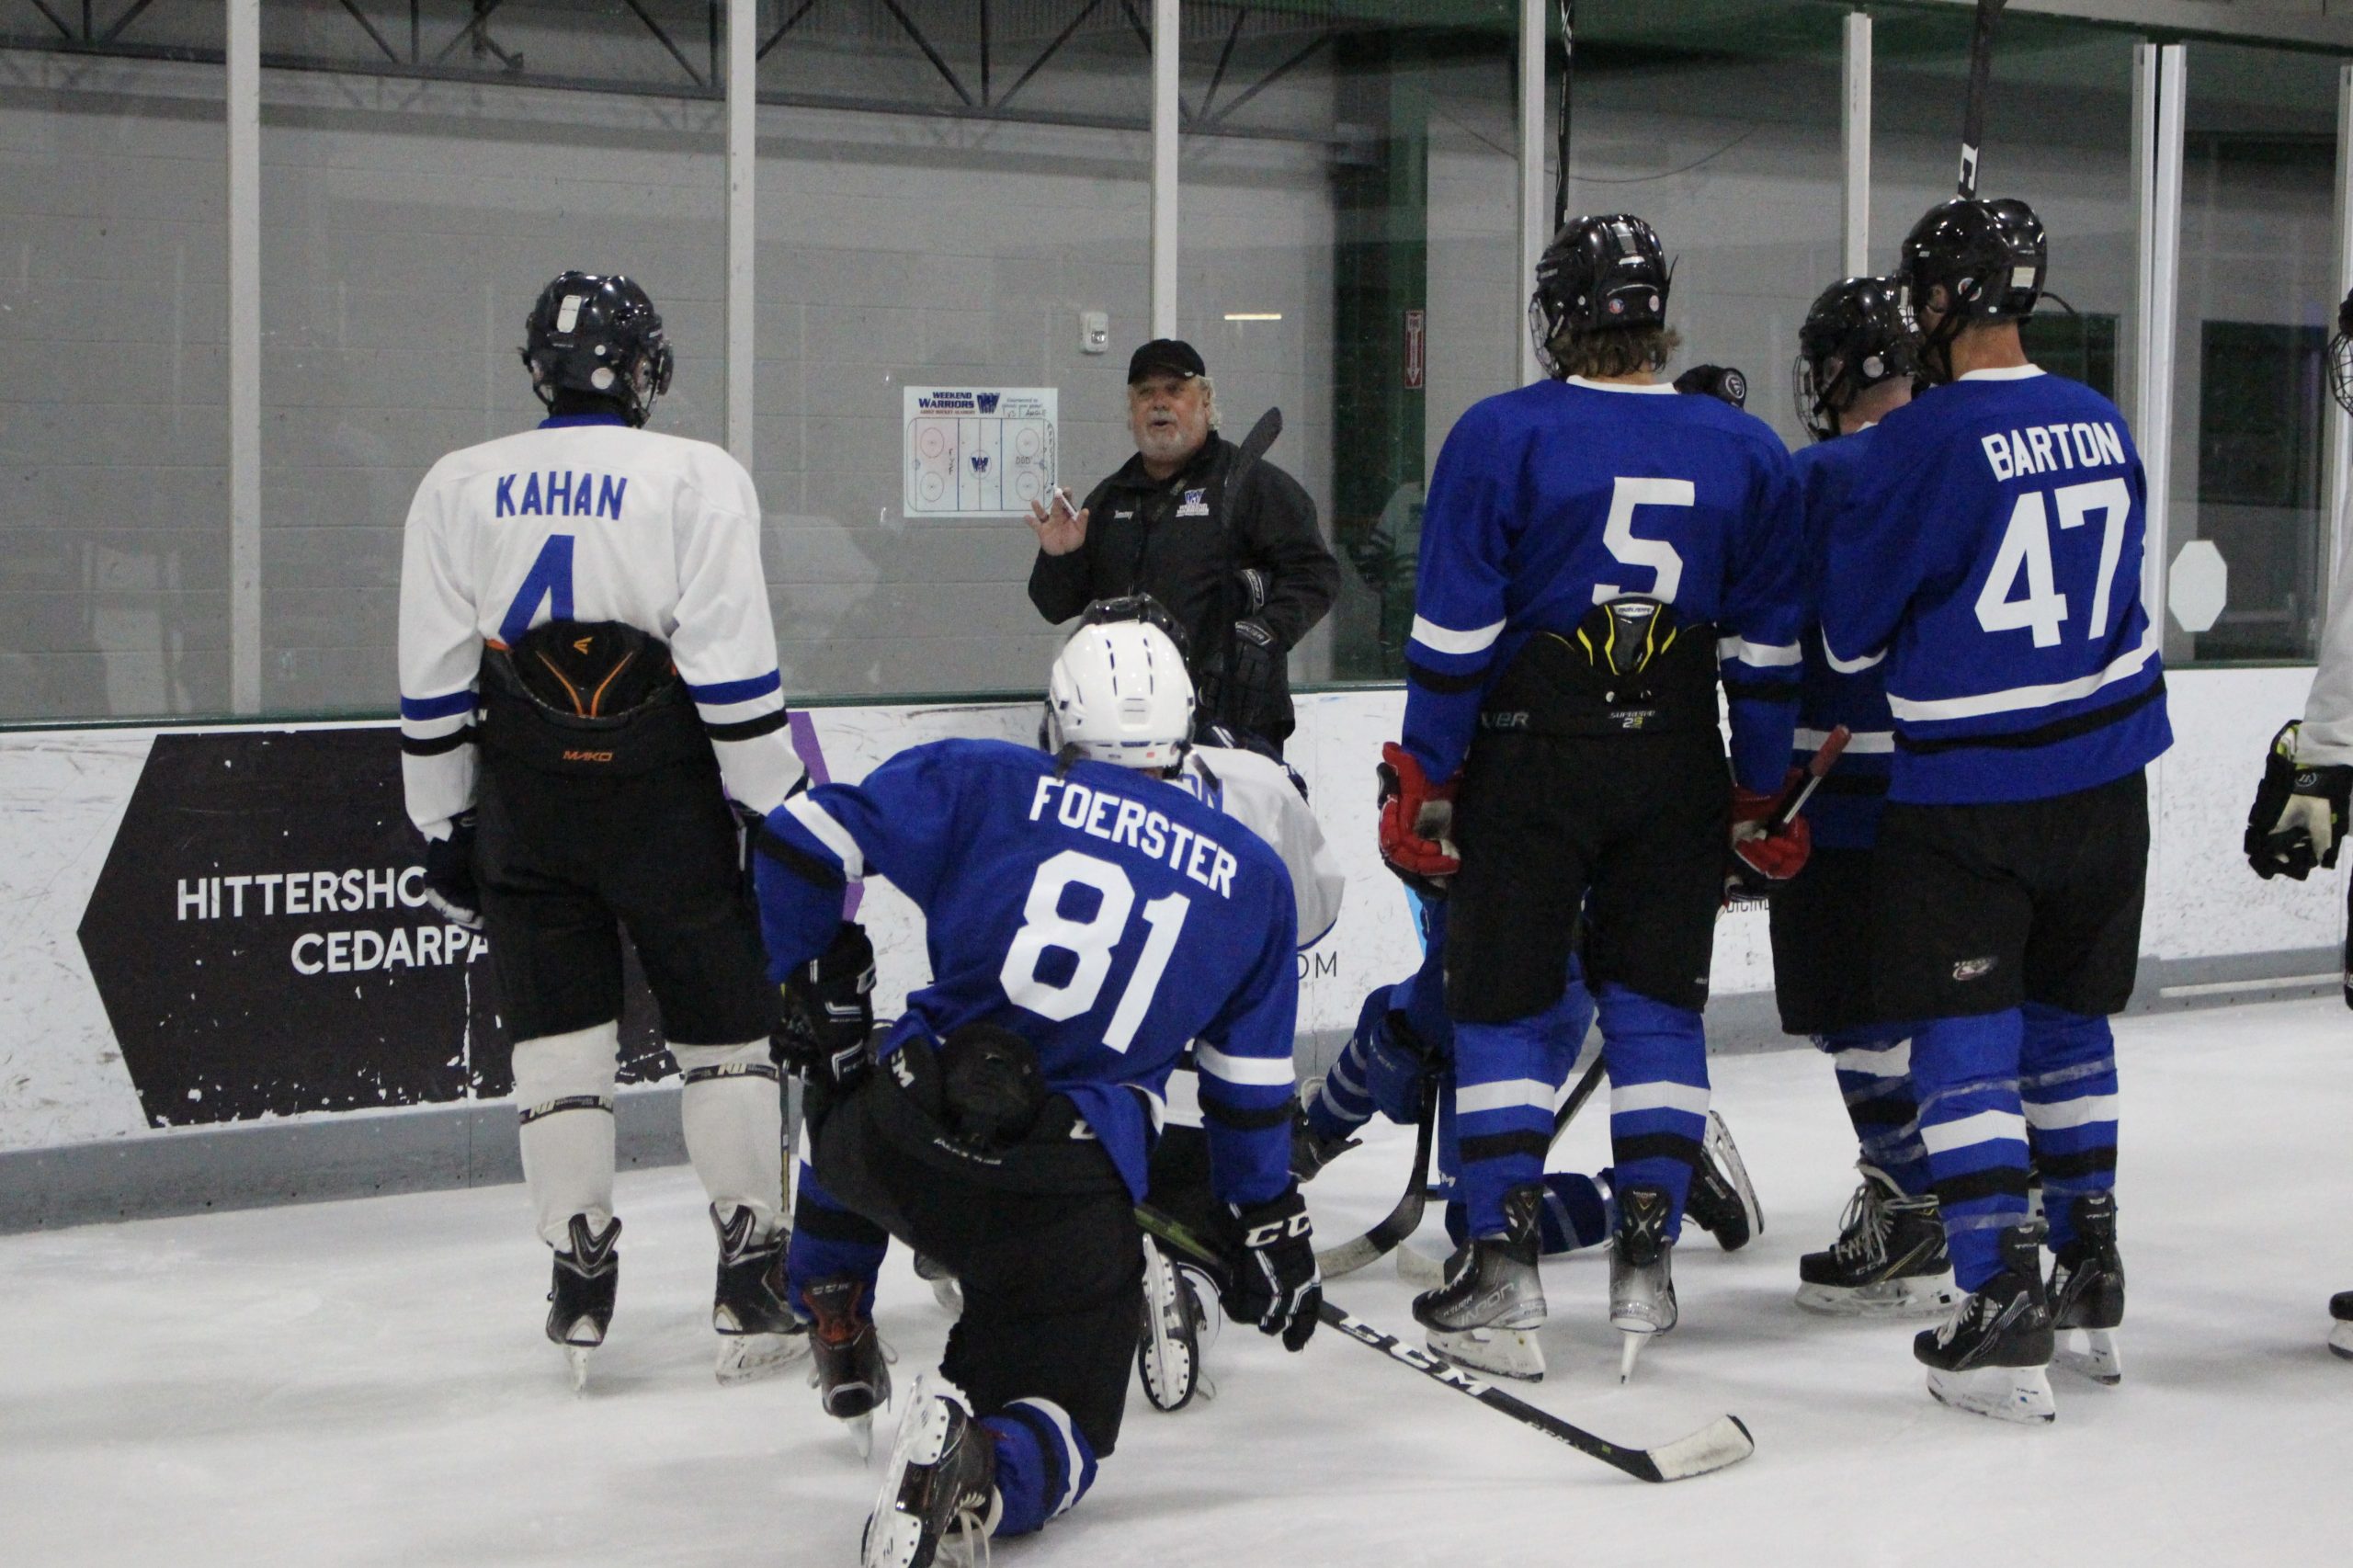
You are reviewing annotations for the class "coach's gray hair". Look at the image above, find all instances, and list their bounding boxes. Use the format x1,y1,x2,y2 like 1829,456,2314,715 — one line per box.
1124,372,1220,429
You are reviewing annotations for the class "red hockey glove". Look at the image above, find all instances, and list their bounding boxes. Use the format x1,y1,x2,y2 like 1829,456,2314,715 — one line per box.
1728,770,1813,894
1377,742,1461,894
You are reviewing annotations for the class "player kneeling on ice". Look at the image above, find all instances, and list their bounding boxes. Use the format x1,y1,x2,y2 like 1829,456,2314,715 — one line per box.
395,272,805,1390
753,618,1318,1567
1818,199,2162,1422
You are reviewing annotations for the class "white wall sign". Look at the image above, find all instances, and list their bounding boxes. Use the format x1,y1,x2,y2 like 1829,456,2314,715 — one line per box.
903,386,1058,517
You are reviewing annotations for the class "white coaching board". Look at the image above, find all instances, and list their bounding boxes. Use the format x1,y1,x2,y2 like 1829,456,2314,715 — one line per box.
902,386,1058,517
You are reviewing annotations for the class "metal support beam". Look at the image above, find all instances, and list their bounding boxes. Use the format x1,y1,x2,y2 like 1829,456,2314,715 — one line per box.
2132,41,2186,644
1842,8,1870,278
727,0,755,469
1152,0,1177,338
229,0,260,715
2328,62,2353,598
1518,0,1544,385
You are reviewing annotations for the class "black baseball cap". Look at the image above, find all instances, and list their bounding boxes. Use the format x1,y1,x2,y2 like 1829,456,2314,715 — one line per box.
1127,338,1206,384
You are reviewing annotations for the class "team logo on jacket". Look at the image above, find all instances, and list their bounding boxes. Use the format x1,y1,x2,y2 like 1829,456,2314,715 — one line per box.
1176,488,1210,517
1952,955,1998,983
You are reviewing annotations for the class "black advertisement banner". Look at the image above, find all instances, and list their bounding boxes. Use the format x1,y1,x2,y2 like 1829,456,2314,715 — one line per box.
77,729,668,1130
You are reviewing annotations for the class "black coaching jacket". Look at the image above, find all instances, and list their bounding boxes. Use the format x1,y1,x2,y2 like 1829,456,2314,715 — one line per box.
1027,431,1340,744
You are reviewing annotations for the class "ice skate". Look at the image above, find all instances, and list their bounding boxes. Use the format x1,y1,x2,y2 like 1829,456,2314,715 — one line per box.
2331,1291,2353,1360
1915,1222,2055,1424
1795,1165,1961,1318
545,1213,620,1392
1413,1183,1546,1381
806,1275,895,1458
1682,1110,1763,1252
862,1373,1001,1568
1610,1184,1678,1382
1289,1097,1361,1183
1137,1235,1218,1411
2047,1192,2124,1386
913,1251,963,1315
708,1204,811,1385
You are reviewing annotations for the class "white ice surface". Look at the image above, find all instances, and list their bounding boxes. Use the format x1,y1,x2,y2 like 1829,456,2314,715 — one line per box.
6,998,2353,1566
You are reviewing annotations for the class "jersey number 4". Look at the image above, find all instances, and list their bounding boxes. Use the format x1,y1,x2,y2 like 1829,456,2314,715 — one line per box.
1975,478,2132,648
999,850,1192,1054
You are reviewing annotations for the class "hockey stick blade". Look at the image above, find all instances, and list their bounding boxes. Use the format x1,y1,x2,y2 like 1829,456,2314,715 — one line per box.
1137,1205,1756,1483
1957,0,2011,197
2340,866,2352,1011
1315,1082,1438,1278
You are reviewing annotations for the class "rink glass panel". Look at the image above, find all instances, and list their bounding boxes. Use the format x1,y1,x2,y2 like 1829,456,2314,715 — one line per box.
2171,42,2341,668
755,4,1151,700
0,44,231,722
256,1,727,718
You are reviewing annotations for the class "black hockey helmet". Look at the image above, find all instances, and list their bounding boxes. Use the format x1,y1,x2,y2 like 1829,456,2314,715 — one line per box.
1899,197,2045,381
519,272,675,426
1793,276,1920,441
1529,213,1673,379
2329,286,2353,416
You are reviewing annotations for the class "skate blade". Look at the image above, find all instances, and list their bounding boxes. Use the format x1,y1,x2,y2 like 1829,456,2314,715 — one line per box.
714,1328,813,1386
840,1411,876,1460
2056,1326,2122,1386
1425,1325,1545,1382
1795,1275,1963,1320
1395,1245,1448,1288
564,1345,591,1394
929,1277,964,1315
1619,1332,1647,1384
1702,1109,1764,1244
861,1509,925,1568
1926,1363,2055,1424
2331,1321,2353,1361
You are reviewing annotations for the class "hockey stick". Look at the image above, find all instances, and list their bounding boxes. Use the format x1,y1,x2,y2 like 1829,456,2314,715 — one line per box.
1957,0,2011,198
1314,1079,1438,1278
1138,1204,1755,1483
1552,0,1574,232
2341,867,2352,1011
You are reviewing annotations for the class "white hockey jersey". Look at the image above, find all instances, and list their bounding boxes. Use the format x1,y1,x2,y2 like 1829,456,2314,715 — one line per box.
397,413,800,837
1176,744,1346,949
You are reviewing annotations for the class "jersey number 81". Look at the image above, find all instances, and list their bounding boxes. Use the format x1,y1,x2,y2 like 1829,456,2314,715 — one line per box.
999,850,1193,1054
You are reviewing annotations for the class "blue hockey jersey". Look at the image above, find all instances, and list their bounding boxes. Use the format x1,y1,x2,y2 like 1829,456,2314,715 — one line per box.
1792,430,1893,850
1402,377,1806,792
1817,368,2172,804
754,738,1301,1207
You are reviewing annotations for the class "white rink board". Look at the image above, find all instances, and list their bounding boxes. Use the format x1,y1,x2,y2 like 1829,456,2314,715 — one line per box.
3,998,2350,1566
0,667,2341,1155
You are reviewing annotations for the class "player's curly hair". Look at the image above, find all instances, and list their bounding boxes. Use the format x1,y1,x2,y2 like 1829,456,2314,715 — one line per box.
1546,324,1680,381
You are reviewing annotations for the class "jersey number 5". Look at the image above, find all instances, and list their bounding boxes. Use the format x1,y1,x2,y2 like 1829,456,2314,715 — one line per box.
999,849,1192,1053
1593,477,1696,605
1974,477,2132,648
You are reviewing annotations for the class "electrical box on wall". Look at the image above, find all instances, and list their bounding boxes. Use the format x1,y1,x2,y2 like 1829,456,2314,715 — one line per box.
1080,311,1109,354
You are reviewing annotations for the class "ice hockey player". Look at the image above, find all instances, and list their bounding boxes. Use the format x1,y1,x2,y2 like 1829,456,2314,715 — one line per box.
753,618,1318,1567
1380,213,1808,1382
1779,276,1959,1320
1818,199,2165,1422
396,272,806,1389
2242,283,2353,1361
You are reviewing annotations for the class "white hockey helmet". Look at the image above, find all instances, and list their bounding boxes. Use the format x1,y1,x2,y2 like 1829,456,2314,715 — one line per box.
1044,619,1196,770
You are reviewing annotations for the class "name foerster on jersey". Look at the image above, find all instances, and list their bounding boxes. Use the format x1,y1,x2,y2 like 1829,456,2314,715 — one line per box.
494,470,627,520
1980,421,2126,483
1029,775,1240,898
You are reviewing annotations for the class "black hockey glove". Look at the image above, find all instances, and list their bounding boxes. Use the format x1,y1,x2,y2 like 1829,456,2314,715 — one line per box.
1214,1185,1320,1351
1674,363,1749,408
2245,721,2353,881
421,811,482,931
778,920,877,1096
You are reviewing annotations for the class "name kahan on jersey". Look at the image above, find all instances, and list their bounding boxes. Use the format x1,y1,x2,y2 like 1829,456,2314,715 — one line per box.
1027,776,1241,899
1980,421,2127,483
493,470,628,521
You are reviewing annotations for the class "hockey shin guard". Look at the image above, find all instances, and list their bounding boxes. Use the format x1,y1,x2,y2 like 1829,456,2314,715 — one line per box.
1596,984,1710,1239
513,1023,620,1249
786,1167,888,1319
1451,986,1583,1237
1824,1026,1931,1197
673,1039,785,1241
984,1397,1101,1537
1910,1010,2031,1292
2019,1004,2120,1251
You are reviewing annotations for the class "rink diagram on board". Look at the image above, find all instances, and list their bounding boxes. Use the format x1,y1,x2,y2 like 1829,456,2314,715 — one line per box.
6,996,2352,1566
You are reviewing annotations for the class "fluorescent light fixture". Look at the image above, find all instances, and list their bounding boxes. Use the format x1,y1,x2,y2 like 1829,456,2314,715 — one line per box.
1222,312,1283,322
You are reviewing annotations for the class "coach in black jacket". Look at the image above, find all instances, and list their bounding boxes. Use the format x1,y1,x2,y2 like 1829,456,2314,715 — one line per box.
1027,339,1340,751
